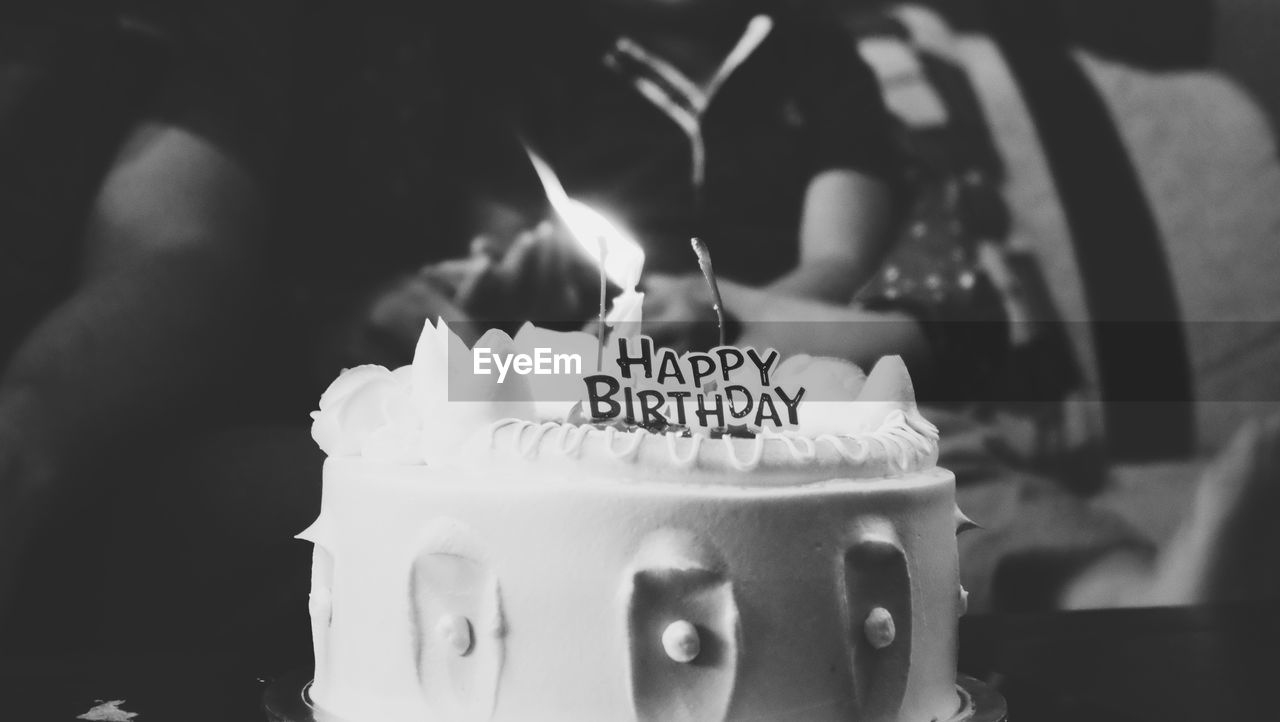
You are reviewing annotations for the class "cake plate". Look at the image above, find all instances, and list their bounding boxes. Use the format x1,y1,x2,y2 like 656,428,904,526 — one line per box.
264,671,1006,722
952,674,1009,722
263,670,338,722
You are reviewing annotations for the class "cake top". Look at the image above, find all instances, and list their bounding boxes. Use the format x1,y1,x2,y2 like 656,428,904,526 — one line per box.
310,319,938,478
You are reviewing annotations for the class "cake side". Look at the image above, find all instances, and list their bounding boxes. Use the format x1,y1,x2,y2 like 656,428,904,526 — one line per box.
300,321,973,721
301,458,966,722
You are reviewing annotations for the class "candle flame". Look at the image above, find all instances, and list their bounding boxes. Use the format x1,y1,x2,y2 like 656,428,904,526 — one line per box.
526,148,645,289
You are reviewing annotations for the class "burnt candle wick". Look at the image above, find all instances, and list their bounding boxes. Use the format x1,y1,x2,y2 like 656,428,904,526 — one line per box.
690,237,726,349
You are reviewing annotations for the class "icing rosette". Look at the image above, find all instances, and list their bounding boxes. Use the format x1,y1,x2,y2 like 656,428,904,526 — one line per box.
311,365,422,463
508,322,603,421
312,319,548,465
770,354,935,438
769,355,867,436
411,320,539,461
849,355,939,438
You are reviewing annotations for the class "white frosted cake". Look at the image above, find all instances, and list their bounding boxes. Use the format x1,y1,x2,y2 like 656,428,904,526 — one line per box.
299,320,976,722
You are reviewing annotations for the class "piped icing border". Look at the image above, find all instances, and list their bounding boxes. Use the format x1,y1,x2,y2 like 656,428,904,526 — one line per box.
485,407,939,476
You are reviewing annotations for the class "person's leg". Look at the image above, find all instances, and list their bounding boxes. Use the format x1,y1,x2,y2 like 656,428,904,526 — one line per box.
957,409,1280,612
938,404,1156,613
1089,413,1280,607
1057,413,1280,608
957,469,1155,613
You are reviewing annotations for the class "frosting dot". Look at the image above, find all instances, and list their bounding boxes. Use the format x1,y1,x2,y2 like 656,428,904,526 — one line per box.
864,607,896,649
662,620,701,663
437,614,474,656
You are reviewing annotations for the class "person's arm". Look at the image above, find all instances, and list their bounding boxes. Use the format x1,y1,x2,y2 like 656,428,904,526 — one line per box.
0,122,264,613
763,16,901,306
646,18,914,355
641,162,918,362
720,278,929,371
728,166,915,363
644,165,911,361
765,168,895,304
641,267,928,368
642,168,901,354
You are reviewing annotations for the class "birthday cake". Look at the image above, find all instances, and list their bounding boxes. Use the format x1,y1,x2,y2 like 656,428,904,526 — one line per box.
298,320,976,722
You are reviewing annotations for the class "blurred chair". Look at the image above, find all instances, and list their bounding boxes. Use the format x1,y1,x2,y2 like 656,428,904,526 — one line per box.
866,2,1280,542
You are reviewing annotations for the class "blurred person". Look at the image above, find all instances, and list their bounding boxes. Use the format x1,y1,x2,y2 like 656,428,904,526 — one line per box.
11,0,1252,645
0,2,283,645
351,0,949,374
403,0,1280,613
537,0,903,352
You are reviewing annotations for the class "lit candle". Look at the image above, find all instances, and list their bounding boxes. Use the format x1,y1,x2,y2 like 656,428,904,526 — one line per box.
526,148,646,367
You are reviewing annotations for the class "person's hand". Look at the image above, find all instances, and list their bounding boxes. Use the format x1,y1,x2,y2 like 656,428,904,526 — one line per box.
434,222,603,330
321,265,481,372
357,271,483,359
347,216,608,367
641,273,720,353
